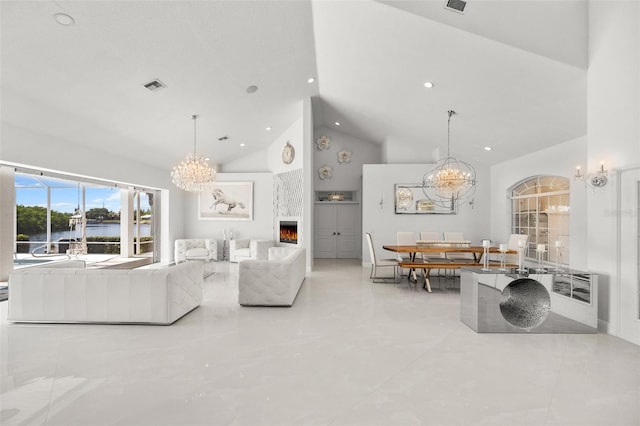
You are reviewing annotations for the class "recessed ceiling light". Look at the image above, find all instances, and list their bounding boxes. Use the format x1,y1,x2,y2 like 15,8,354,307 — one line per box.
424,81,435,88
334,121,340,126
53,12,75,26
246,85,258,94
265,126,272,131
307,77,316,84
484,146,492,151
240,143,246,147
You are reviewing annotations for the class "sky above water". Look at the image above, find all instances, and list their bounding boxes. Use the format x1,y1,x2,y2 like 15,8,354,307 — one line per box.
15,174,150,214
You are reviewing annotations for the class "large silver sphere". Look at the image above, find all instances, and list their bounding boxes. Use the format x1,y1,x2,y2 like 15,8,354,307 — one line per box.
499,278,551,329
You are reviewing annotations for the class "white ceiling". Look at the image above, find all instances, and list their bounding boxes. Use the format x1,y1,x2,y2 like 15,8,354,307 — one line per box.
1,0,588,170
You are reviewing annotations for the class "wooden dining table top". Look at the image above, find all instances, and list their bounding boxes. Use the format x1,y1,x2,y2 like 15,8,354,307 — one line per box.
382,245,516,254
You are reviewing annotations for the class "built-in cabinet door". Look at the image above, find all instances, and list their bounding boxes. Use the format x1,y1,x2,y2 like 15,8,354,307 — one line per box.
335,204,359,258
315,204,339,258
314,203,360,259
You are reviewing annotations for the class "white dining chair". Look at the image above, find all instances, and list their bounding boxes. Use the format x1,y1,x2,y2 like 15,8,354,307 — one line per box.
365,232,398,283
419,231,441,242
442,232,474,262
419,231,448,262
419,231,451,281
396,231,418,261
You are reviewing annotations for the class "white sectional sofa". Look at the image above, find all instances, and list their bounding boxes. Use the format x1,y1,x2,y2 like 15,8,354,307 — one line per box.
238,246,306,306
8,260,203,324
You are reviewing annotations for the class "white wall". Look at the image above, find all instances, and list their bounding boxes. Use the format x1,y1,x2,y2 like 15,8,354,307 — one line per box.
382,136,433,164
222,117,306,175
362,163,490,264
587,1,640,338
0,123,184,264
221,148,270,173
268,117,304,175
313,127,382,191
489,136,588,270
303,98,315,270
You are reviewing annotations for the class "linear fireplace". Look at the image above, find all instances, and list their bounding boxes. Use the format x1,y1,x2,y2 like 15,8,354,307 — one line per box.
279,220,298,245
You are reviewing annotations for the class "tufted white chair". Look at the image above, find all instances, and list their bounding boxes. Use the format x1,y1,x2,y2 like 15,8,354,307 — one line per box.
229,239,250,262
229,239,275,262
174,239,218,264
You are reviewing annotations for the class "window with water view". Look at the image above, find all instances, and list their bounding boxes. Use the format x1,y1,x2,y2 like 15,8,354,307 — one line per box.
15,173,154,262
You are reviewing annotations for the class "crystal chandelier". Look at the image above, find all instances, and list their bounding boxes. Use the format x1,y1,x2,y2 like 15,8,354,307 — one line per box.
171,115,215,192
422,110,476,209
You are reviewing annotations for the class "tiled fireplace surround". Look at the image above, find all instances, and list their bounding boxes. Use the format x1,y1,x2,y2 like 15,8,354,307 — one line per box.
274,168,303,246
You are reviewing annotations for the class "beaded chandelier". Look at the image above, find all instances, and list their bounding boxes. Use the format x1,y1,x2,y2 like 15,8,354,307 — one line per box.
422,110,476,209
171,115,215,192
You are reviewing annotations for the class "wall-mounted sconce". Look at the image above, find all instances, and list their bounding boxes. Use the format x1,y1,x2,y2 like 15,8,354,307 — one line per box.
575,161,608,188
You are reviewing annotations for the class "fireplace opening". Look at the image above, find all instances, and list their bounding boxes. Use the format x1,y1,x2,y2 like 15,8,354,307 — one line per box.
280,221,298,244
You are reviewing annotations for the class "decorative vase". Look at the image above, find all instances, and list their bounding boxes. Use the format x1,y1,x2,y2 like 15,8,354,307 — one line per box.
536,244,546,272
554,246,564,272
517,246,527,273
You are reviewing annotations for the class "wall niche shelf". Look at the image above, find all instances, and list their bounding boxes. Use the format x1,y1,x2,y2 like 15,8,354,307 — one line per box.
315,191,358,203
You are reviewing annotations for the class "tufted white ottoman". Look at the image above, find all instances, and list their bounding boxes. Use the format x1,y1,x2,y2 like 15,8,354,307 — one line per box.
238,246,306,306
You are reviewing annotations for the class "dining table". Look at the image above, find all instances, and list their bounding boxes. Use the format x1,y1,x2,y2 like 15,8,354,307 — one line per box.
382,244,518,292
382,244,515,262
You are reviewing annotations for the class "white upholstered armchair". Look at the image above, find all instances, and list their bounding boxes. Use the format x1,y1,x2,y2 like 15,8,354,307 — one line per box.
229,239,275,262
174,239,218,263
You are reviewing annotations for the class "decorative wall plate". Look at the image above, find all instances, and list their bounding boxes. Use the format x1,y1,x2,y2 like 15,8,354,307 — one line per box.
318,165,332,180
316,135,331,150
337,149,352,164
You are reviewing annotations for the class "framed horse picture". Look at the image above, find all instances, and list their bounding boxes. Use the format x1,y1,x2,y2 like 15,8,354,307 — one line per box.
198,181,253,220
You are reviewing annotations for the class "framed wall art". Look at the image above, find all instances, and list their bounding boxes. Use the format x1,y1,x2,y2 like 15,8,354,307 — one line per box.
394,184,456,215
198,181,253,220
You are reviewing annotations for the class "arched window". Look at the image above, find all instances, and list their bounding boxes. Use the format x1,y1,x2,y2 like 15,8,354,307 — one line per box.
510,175,570,263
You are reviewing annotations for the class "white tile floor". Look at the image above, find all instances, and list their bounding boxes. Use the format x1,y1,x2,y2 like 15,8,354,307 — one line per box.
1,259,639,426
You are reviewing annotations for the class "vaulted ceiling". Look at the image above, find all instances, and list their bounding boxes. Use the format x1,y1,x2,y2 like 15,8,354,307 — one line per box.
1,0,588,170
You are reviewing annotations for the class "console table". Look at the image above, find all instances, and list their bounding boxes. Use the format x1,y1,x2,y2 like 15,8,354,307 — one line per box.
460,267,598,334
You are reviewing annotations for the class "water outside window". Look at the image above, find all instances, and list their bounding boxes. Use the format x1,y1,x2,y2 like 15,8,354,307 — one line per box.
14,172,154,261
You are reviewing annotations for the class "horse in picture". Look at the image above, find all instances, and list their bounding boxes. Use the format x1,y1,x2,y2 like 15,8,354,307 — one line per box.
209,188,245,212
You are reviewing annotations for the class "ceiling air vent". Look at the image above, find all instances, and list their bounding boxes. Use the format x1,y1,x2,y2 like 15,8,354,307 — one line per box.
143,79,167,92
445,0,466,14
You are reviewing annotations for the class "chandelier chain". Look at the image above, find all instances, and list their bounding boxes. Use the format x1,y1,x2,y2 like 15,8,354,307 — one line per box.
447,110,455,158
192,114,199,157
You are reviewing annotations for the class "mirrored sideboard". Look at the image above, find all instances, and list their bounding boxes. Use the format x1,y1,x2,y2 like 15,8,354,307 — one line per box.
460,268,598,334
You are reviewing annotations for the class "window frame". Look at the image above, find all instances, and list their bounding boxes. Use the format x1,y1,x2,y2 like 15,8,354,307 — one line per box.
509,175,570,264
